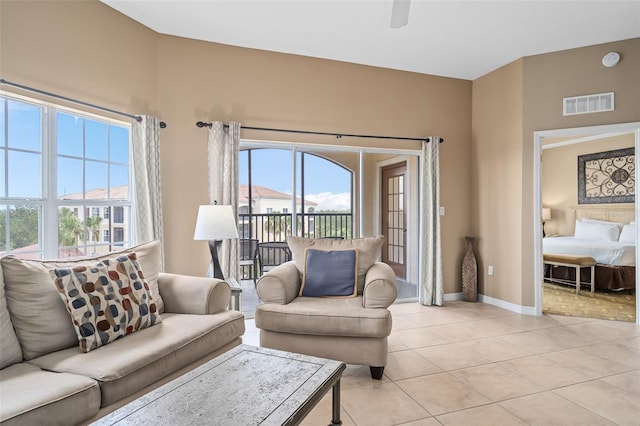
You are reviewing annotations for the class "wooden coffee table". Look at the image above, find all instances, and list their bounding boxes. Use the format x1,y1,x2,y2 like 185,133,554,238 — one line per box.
94,344,346,425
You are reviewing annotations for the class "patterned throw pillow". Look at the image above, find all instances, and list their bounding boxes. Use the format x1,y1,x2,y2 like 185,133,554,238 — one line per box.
50,253,161,352
300,248,358,297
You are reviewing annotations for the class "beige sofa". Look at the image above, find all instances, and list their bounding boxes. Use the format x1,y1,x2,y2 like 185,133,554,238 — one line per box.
0,241,245,426
255,236,396,379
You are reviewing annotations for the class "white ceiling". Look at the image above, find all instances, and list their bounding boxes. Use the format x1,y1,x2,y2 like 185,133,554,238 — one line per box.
100,0,640,80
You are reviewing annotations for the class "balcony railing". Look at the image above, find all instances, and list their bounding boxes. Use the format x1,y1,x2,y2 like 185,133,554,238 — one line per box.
237,212,353,281
238,212,352,242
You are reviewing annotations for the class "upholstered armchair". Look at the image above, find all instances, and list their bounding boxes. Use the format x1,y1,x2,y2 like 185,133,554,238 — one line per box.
254,236,397,379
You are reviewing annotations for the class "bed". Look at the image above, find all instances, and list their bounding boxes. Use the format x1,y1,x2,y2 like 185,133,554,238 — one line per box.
542,206,636,292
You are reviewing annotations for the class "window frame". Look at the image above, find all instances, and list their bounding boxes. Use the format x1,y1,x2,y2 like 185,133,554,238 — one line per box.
0,92,134,259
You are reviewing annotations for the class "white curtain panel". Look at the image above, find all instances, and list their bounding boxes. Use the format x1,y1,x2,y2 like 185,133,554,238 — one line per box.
207,122,240,280
132,115,165,269
420,137,443,305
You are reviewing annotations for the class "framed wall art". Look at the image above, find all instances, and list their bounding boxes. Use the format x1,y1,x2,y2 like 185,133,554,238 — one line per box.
578,147,635,204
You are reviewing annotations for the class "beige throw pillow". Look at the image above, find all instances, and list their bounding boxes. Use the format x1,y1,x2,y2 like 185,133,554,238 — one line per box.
287,236,384,295
2,240,163,360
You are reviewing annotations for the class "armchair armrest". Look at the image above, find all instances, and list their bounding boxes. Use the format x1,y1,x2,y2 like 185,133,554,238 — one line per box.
158,272,231,314
256,261,301,305
363,262,397,308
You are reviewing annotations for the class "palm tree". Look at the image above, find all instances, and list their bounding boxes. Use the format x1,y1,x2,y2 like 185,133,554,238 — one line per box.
84,215,103,247
58,207,82,247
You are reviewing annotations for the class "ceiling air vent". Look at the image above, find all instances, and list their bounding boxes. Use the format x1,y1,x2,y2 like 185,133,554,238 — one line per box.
563,92,614,116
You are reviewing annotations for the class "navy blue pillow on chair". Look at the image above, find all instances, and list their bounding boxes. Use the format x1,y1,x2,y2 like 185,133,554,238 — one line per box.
300,248,358,297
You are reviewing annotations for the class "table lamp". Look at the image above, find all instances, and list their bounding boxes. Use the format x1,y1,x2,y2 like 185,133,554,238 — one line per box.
542,208,551,237
193,204,239,279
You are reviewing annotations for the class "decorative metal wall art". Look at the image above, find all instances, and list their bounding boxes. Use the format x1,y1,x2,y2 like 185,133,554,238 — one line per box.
578,147,635,204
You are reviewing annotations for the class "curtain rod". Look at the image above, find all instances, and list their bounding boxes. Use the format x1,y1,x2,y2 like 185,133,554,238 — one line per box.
0,79,167,128
195,121,442,143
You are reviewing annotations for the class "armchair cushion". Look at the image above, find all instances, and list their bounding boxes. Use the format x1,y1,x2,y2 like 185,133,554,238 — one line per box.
300,248,358,297
256,261,301,305
255,296,392,339
287,236,385,294
363,262,398,309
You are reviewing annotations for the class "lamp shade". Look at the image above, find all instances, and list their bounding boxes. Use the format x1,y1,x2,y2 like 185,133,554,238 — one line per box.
542,208,551,221
193,205,239,240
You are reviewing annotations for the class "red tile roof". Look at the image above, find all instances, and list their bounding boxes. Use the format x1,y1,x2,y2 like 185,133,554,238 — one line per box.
239,184,317,206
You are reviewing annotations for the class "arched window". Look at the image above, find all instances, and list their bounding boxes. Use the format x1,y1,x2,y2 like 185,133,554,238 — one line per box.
239,149,352,241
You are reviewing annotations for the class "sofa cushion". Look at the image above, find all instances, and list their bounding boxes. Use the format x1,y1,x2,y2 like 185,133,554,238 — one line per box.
0,263,23,369
287,236,384,295
51,253,162,353
300,249,358,297
1,241,163,360
0,363,100,426
255,296,392,339
28,310,245,407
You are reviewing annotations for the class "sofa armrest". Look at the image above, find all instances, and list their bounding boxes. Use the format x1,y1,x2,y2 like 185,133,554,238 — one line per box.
256,261,301,305
158,273,231,314
363,262,398,308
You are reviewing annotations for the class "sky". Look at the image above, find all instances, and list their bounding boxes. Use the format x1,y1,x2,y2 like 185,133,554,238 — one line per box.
239,149,352,211
3,97,352,211
2,99,129,200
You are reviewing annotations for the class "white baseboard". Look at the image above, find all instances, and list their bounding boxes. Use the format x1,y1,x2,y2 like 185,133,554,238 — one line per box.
444,292,463,301
478,294,537,316
443,292,537,315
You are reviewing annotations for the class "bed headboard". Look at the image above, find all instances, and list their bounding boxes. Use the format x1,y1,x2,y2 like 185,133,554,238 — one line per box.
571,205,636,224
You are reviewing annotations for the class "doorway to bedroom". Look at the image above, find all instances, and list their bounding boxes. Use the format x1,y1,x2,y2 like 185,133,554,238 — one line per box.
535,123,640,324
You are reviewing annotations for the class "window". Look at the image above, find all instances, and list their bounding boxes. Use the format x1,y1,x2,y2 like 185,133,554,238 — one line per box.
113,206,124,224
239,148,353,242
113,227,124,245
0,94,133,259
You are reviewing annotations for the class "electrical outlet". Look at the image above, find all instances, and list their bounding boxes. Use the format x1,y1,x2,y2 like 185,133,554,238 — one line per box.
439,206,445,216
488,265,494,276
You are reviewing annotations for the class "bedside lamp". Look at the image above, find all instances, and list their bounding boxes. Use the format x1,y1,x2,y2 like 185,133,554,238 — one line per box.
193,204,239,280
542,208,551,238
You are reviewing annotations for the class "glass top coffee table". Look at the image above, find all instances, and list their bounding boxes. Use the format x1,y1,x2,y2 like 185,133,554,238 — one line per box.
94,344,346,425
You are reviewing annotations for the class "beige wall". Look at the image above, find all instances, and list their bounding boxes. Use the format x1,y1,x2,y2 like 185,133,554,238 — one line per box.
1,0,471,292
471,60,524,304
542,134,635,236
0,1,158,118
472,37,640,308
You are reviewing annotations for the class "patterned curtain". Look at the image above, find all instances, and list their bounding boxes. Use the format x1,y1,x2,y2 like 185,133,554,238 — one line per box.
132,115,164,269
207,122,240,280
420,137,443,305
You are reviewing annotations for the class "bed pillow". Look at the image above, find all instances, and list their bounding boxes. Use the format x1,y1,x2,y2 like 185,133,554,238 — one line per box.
619,224,636,244
299,249,358,297
50,253,161,353
574,220,620,242
582,218,624,231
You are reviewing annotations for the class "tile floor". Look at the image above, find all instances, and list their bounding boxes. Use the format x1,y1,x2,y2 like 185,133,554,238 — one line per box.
242,301,640,426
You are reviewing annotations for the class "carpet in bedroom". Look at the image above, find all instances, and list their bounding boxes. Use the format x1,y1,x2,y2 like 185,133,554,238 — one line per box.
543,282,636,322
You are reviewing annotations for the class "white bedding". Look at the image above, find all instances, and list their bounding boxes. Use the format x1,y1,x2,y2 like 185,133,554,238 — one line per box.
543,236,636,267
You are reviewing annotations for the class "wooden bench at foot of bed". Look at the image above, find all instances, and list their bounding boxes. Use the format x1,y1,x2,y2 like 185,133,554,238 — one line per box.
543,253,596,295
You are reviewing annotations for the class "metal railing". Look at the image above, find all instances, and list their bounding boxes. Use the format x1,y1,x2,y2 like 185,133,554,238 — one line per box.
237,212,352,280
238,212,352,243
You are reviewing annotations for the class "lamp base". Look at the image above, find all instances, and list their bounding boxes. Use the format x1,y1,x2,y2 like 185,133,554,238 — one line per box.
208,240,225,280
